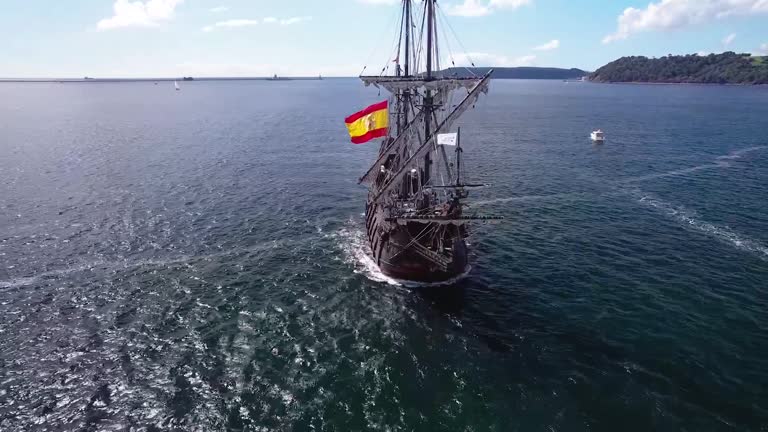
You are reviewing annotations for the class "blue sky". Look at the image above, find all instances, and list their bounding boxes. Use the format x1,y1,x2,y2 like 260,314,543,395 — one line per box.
1,0,767,78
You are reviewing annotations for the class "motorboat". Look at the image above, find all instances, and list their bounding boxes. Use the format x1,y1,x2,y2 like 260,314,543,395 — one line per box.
590,129,605,142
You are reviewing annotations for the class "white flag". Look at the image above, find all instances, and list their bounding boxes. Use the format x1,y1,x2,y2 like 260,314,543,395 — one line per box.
437,133,457,146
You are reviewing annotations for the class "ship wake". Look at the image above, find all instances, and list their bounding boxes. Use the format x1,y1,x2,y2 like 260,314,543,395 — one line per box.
473,146,768,209
634,192,768,261
0,238,306,290
622,145,767,183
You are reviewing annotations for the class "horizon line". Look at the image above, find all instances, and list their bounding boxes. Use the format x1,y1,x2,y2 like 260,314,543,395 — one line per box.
0,66,593,82
0,76,341,82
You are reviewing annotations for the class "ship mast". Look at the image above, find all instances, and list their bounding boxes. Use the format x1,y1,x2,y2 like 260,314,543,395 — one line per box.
422,0,435,187
403,0,411,130
455,127,462,186
404,0,410,78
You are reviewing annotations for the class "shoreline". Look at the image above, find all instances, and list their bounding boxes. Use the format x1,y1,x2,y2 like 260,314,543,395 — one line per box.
588,80,768,87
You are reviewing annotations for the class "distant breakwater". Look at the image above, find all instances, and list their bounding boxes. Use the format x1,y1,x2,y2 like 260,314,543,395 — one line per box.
0,77,325,83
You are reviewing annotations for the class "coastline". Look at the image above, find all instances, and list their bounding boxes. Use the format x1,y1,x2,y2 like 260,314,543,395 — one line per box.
588,80,768,87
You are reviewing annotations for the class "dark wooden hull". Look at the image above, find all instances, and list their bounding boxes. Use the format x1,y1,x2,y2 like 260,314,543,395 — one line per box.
365,199,469,284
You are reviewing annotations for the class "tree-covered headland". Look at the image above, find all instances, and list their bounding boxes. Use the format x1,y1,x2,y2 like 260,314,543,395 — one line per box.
590,52,768,84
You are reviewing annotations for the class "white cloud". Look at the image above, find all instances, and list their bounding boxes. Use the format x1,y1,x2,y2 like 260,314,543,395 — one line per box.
261,16,312,25
203,16,311,32
210,6,229,13
757,43,768,55
276,16,311,25
452,52,536,67
603,0,768,44
357,0,398,4
533,39,560,51
445,0,492,16
722,32,736,46
97,0,184,30
203,19,259,32
489,0,531,7
445,0,530,17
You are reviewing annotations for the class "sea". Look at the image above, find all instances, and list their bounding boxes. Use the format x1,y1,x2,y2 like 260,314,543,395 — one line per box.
0,79,767,431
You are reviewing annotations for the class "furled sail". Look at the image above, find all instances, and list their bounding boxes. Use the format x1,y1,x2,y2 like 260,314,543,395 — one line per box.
371,71,492,203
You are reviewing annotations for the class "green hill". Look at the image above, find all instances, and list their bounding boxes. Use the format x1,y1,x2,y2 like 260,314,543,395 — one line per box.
440,67,588,80
590,52,768,84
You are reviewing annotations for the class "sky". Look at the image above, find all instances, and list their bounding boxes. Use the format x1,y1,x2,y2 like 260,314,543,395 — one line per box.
1,0,767,78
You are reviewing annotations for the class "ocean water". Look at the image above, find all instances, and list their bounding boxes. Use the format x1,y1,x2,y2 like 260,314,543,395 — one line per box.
0,79,767,431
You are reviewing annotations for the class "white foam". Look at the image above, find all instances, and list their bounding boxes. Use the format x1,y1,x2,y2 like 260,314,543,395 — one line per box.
334,222,402,286
636,193,768,260
392,265,472,288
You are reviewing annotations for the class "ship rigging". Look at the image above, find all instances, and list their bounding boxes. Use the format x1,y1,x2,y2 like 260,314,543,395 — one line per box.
349,0,501,283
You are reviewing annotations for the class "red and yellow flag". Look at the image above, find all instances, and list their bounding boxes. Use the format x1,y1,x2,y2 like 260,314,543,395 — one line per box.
345,100,389,144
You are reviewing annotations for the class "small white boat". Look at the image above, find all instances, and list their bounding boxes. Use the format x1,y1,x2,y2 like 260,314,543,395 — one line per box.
174,81,180,91
590,129,605,142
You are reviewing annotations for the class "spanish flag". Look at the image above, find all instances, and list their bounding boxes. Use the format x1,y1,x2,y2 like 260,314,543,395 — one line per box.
345,100,389,144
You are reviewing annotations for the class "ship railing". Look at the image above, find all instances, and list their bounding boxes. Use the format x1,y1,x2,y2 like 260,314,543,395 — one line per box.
385,215,503,225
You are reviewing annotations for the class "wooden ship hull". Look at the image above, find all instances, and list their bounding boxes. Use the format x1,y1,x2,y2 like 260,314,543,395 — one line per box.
365,198,469,283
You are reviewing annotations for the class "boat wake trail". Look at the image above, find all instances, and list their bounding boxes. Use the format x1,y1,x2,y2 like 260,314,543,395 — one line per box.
472,192,593,207
0,264,99,290
0,238,303,290
634,192,768,261
0,256,195,290
622,163,720,183
715,145,768,161
472,146,767,208
622,146,768,183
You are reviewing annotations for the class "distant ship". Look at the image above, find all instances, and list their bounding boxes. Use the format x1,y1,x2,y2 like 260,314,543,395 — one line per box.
174,81,180,91
182,77,194,81
347,0,501,283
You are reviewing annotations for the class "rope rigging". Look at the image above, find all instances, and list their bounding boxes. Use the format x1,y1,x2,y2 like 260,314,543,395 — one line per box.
435,2,478,76
358,5,404,77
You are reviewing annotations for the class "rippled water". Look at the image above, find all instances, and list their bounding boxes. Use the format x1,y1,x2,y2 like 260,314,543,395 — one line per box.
1,80,767,431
